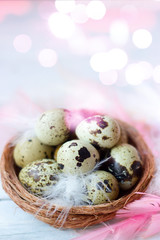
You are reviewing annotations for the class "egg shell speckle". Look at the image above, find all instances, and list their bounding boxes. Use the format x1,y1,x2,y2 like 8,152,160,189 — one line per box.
57,139,100,175
35,109,70,146
19,159,62,195
76,115,121,149
85,170,119,205
105,143,142,190
13,137,55,168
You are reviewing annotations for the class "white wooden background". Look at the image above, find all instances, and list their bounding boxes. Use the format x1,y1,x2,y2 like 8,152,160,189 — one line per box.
0,178,78,240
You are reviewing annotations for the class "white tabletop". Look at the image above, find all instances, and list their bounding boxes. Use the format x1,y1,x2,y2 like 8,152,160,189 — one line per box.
0,180,78,240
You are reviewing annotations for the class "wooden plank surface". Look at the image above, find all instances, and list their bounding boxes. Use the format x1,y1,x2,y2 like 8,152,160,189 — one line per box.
0,179,78,240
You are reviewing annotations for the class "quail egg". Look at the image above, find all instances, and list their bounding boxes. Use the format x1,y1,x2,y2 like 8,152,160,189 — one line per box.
105,144,142,190
19,159,61,195
76,115,121,149
57,139,100,174
35,109,71,146
116,124,128,146
85,170,119,205
13,137,55,168
54,144,62,161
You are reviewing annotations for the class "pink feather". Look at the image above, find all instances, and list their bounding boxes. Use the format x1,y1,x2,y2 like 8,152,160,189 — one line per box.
72,215,150,240
72,224,111,240
0,92,43,151
111,215,150,240
117,194,160,218
72,194,160,240
143,214,160,238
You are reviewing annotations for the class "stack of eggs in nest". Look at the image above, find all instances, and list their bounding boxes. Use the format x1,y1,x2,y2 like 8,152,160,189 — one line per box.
14,109,143,205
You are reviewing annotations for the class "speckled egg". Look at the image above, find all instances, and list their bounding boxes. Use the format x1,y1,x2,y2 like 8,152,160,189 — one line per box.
57,140,100,174
105,144,142,190
13,137,55,168
54,144,62,161
35,109,70,146
116,124,128,146
85,170,119,205
76,115,121,149
19,159,61,195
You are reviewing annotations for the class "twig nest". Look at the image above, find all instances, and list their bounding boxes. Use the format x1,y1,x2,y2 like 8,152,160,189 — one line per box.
35,109,70,146
19,159,61,195
76,115,121,149
104,144,142,190
85,171,119,205
57,139,100,174
13,137,54,168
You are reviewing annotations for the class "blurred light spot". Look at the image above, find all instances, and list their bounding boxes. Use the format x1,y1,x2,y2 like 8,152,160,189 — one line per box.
68,28,87,55
38,49,57,68
55,0,75,14
138,61,153,79
71,4,88,24
48,13,75,39
125,62,152,85
38,1,54,19
153,66,160,83
90,48,128,72
86,0,106,20
121,4,138,14
99,70,118,85
132,29,152,49
13,34,32,53
109,20,129,46
87,36,108,55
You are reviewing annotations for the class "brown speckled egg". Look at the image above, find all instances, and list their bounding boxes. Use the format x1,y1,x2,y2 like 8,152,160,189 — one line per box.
105,143,142,190
13,137,55,168
35,109,70,146
57,140,100,174
54,144,62,161
85,170,119,205
19,159,61,195
76,115,121,149
116,124,128,146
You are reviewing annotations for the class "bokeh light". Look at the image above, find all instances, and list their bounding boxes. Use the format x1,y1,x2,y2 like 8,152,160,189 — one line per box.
13,34,32,53
99,70,118,85
38,1,54,19
87,36,108,55
153,65,160,83
108,49,128,70
125,62,152,85
71,4,88,24
68,28,87,55
90,48,128,72
132,29,152,49
38,49,57,68
48,13,75,39
86,0,106,20
55,0,75,14
138,61,153,79
109,20,129,46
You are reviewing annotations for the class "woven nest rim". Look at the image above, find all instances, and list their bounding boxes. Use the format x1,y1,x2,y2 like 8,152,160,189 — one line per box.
0,121,155,228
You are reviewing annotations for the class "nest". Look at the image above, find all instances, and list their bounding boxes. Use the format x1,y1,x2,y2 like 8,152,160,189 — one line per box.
0,121,155,229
